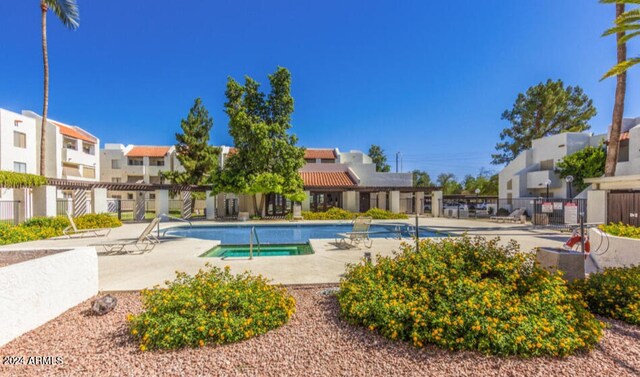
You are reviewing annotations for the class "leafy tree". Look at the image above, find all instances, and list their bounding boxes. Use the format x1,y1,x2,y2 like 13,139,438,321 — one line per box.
491,79,597,165
601,1,630,177
556,146,607,195
368,145,391,172
461,169,499,195
216,67,306,215
163,98,220,186
412,169,432,187
39,0,79,175
437,173,462,195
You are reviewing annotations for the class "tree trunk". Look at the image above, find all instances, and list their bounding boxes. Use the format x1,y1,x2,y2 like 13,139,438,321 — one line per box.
40,1,49,177
252,194,259,215
605,3,627,177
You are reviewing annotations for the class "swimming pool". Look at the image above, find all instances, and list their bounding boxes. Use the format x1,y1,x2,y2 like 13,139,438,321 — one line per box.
164,223,444,245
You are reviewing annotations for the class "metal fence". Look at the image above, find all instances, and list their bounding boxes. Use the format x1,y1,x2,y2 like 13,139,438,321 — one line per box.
0,201,20,225
107,198,206,221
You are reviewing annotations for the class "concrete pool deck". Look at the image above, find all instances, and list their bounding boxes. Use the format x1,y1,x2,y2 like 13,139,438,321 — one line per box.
0,218,579,291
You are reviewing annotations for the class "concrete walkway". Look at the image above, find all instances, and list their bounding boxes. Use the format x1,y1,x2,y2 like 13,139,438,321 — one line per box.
0,218,573,291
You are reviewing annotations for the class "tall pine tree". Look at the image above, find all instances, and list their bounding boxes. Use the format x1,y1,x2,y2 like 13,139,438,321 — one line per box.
164,98,220,186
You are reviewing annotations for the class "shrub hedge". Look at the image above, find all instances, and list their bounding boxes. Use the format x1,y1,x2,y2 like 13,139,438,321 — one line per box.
338,236,604,357
0,214,122,246
573,266,640,326
300,207,408,220
598,222,640,239
127,265,296,351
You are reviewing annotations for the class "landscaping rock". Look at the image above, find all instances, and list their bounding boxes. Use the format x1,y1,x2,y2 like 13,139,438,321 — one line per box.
91,294,117,315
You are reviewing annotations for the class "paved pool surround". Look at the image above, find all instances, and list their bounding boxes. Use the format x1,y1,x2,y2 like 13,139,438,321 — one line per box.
0,218,573,291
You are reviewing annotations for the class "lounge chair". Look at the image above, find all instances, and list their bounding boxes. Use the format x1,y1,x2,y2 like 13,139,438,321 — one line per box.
490,208,526,223
95,217,161,254
63,212,112,238
335,216,374,249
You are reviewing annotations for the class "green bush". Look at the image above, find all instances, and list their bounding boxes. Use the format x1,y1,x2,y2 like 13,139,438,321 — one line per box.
573,266,640,325
338,236,604,357
301,207,408,220
21,216,70,231
73,213,122,229
363,208,408,219
127,265,296,351
598,222,640,239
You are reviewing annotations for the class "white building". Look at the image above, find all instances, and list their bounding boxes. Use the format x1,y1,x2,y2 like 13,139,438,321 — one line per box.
499,132,606,201
22,111,100,182
613,117,640,176
100,144,182,199
0,109,38,208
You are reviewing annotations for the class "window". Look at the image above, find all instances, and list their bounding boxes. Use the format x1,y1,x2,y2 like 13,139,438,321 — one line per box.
112,177,121,183
128,158,143,166
62,163,81,177
13,131,26,148
618,140,630,162
149,158,165,166
13,162,27,173
540,159,554,170
506,179,513,190
82,142,95,155
127,193,134,200
63,137,78,150
83,166,96,179
149,194,156,200
111,159,121,169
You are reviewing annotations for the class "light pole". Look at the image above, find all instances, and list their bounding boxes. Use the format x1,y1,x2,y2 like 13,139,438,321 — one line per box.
544,179,552,201
565,175,574,199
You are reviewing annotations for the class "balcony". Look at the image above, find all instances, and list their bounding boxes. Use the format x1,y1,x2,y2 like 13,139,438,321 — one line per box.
526,170,560,189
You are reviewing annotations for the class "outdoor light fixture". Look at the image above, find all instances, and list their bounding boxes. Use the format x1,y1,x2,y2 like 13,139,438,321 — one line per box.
475,188,480,195
565,175,574,199
544,178,552,201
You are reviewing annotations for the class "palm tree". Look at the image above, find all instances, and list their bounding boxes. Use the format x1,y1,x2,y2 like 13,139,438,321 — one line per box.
39,0,79,176
602,2,627,176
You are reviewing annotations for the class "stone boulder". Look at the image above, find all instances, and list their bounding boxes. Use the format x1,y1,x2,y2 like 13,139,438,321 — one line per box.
91,294,117,316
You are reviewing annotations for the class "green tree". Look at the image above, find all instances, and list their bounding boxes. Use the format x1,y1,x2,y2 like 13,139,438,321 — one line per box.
437,173,462,195
39,0,79,175
368,145,391,172
412,169,432,187
461,168,498,195
491,79,597,165
556,146,607,195
601,1,630,177
216,67,306,215
163,98,220,186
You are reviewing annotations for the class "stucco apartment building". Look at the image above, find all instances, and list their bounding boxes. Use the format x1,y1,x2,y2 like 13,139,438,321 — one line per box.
499,132,606,202
0,109,38,207
216,147,417,217
100,144,183,199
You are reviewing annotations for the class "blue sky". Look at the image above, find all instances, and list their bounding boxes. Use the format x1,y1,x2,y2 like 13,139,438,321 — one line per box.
1,0,638,179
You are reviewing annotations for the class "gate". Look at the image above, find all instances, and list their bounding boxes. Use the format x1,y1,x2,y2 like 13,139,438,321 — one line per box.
607,191,640,227
532,198,587,225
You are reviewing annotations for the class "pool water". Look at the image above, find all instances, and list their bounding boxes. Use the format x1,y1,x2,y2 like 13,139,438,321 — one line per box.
164,223,443,245
203,244,313,258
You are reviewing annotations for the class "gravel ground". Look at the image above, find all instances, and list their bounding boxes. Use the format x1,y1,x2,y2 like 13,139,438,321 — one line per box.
1,285,639,377
0,250,67,268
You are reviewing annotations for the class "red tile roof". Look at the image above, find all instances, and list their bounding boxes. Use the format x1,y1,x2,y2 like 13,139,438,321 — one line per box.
620,132,630,141
126,146,171,157
52,121,97,144
300,171,356,187
305,149,335,160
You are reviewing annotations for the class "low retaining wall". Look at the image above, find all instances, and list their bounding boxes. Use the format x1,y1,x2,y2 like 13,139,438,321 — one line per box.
0,247,98,346
589,228,640,269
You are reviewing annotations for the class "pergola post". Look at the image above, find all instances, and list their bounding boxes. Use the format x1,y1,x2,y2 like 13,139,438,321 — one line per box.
32,185,57,217
205,191,216,220
377,192,387,210
134,192,146,221
389,190,400,213
91,188,108,214
181,191,192,219
72,189,89,216
432,191,443,217
301,191,311,211
155,189,169,217
343,191,357,212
